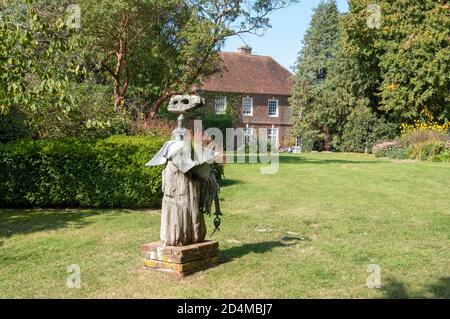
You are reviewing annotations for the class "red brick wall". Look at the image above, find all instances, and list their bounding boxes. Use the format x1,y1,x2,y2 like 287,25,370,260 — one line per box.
202,92,294,147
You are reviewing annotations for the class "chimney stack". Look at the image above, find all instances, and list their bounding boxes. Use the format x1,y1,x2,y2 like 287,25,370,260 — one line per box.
238,45,252,54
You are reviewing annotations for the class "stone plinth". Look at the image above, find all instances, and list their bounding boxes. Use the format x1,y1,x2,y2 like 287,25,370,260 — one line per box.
141,240,219,276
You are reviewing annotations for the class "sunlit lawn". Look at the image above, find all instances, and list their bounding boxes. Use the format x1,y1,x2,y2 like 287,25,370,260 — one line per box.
1,153,449,298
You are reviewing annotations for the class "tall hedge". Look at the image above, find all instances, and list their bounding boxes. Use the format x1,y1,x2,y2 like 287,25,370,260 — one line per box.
0,135,165,208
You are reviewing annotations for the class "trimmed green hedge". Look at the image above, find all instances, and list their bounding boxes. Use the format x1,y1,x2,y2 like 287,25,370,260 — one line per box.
0,135,165,208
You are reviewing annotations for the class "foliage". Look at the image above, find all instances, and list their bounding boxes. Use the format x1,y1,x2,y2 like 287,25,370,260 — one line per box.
373,119,449,160
343,0,450,123
340,106,397,152
61,83,129,138
432,150,450,162
0,0,79,120
406,141,450,161
372,140,403,158
128,117,176,138
0,107,30,143
401,120,450,139
293,0,449,152
78,0,196,111
0,136,166,208
290,0,341,151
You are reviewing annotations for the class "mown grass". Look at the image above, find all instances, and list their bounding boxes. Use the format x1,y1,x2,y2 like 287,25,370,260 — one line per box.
0,153,449,298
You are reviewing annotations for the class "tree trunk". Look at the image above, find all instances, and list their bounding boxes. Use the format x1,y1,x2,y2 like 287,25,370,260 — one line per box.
113,82,123,112
147,91,177,120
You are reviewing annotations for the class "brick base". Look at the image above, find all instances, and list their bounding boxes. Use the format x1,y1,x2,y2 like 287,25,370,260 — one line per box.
141,240,219,276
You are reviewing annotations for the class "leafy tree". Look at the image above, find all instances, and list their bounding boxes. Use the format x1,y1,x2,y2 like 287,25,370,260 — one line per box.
342,0,450,123
290,0,340,151
78,0,190,111
0,0,81,138
78,0,298,116
340,105,397,153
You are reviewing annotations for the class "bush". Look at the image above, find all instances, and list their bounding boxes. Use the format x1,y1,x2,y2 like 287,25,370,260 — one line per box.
432,150,450,162
372,140,403,157
373,120,449,161
385,147,407,159
59,83,130,138
406,140,449,161
0,135,166,208
340,106,398,153
0,107,30,143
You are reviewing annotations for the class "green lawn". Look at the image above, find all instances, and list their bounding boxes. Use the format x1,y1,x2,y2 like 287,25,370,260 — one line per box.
1,153,449,298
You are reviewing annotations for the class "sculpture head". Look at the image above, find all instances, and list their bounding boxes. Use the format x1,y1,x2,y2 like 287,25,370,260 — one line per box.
168,95,205,114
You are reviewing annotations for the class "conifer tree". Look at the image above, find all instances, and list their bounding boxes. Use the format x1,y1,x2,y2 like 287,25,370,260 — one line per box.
290,0,340,151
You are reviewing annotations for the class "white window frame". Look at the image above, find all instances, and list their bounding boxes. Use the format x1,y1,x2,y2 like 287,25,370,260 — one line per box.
215,96,227,114
268,127,279,147
243,126,253,145
242,97,253,116
268,98,279,117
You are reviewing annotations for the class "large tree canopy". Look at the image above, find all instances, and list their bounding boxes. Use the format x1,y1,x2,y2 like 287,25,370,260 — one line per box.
342,0,450,122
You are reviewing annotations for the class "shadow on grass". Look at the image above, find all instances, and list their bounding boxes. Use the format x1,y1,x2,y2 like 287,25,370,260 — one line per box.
226,154,382,165
0,209,126,242
381,277,450,299
220,239,300,264
220,179,243,188
279,155,382,165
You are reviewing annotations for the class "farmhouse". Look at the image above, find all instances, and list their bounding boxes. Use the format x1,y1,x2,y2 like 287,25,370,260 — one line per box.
197,46,294,147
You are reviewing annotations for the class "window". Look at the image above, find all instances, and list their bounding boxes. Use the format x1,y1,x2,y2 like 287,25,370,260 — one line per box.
268,99,278,117
242,97,253,116
268,127,279,147
215,96,227,114
243,127,253,145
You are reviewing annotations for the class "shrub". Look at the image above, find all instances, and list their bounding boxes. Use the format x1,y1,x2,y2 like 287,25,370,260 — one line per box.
340,106,398,153
0,136,166,208
372,140,403,157
373,120,449,161
401,121,450,137
0,107,30,143
432,150,450,162
386,147,407,159
129,117,175,138
407,141,449,161
60,83,130,139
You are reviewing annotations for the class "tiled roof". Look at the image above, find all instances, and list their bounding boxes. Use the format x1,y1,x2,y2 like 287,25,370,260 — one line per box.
198,52,293,96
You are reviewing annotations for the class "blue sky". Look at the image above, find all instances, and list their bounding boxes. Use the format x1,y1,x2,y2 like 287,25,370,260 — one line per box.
223,0,349,71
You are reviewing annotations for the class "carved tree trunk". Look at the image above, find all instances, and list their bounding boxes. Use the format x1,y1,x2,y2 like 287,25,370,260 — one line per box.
160,161,206,246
